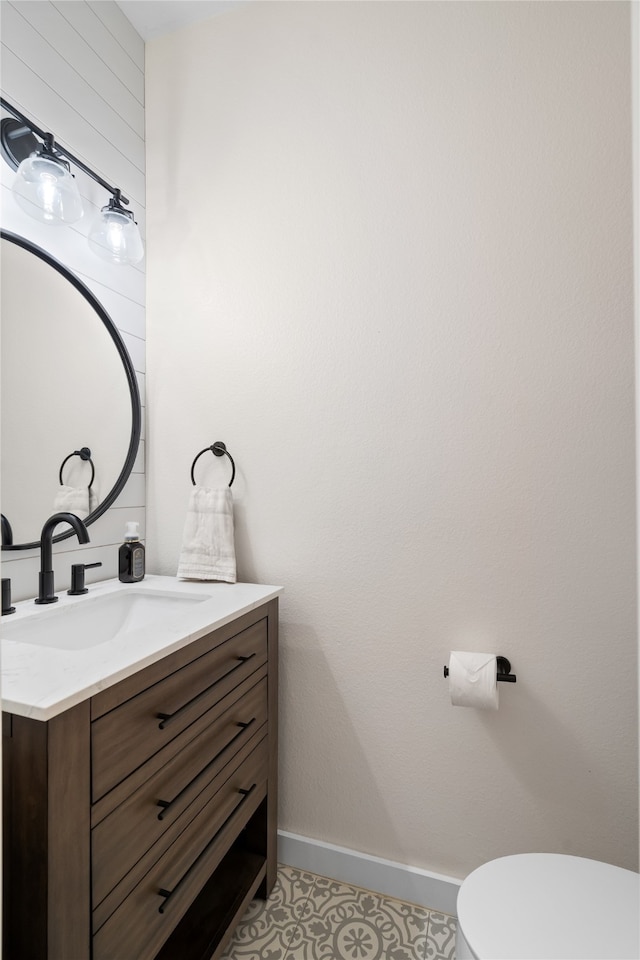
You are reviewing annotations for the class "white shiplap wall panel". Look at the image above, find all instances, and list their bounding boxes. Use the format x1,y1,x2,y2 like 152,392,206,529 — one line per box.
52,0,144,104
2,5,145,168
121,330,145,373
74,276,146,339
133,440,145,474
114,472,145,509
10,1,144,135
86,0,144,81
136,372,146,407
1,49,145,204
1,0,146,601
2,11,144,182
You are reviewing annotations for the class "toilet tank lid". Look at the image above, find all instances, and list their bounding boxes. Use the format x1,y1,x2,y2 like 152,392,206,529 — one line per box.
456,853,639,960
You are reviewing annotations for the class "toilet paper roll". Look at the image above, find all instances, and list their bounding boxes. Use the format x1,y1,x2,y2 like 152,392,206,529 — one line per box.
448,651,499,710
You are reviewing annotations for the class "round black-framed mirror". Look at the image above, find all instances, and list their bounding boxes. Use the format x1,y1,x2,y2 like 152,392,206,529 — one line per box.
1,229,142,550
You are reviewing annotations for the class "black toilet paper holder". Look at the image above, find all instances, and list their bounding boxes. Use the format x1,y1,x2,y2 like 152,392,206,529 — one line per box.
443,656,516,683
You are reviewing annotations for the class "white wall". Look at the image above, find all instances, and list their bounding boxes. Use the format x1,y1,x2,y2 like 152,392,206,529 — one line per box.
633,0,640,870
0,0,146,601
146,1,637,881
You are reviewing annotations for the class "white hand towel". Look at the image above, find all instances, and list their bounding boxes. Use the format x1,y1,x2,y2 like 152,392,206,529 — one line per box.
177,486,237,583
53,484,91,519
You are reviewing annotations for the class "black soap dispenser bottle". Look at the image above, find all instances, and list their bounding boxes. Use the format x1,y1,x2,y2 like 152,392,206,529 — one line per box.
119,521,145,582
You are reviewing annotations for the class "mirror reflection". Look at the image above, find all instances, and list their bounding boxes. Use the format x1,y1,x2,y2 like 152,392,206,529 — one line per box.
1,233,140,548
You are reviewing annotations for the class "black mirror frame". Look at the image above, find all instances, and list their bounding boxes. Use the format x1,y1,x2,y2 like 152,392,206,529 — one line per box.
1,229,142,551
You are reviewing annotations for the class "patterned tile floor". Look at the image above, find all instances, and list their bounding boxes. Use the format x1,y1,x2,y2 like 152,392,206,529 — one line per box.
220,865,457,960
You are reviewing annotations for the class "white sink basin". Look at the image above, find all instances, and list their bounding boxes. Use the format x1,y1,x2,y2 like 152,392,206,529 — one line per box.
1,587,208,650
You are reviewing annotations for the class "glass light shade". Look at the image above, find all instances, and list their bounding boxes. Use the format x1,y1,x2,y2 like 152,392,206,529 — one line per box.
12,154,83,225
88,207,144,266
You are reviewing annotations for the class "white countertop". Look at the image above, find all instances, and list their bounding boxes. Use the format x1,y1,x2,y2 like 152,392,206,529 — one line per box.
1,575,282,721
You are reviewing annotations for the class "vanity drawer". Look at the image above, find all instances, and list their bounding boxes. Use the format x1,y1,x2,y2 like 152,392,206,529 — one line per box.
92,677,267,908
92,738,268,960
92,618,267,801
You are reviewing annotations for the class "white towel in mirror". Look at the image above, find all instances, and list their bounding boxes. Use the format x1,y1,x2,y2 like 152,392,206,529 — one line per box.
53,484,96,519
177,486,237,583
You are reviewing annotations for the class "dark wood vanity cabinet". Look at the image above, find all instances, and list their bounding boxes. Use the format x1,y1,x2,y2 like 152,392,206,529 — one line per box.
3,598,278,960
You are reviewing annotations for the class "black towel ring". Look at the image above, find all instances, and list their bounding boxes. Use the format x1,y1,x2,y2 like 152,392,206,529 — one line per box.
190,441,236,487
59,447,95,489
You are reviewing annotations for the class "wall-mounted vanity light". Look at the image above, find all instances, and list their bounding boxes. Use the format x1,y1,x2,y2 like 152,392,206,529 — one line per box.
9,127,84,226
0,97,143,266
88,189,144,266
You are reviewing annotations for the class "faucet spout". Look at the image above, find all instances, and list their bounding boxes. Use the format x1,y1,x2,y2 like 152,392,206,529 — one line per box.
36,512,90,605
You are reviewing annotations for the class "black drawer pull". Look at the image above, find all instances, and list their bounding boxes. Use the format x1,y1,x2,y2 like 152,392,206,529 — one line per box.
157,782,259,913
156,718,257,820
156,653,258,729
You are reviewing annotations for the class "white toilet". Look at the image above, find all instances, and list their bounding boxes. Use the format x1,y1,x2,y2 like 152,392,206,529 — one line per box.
456,853,639,960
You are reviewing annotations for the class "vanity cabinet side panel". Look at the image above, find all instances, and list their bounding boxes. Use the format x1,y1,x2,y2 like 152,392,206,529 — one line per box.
3,712,48,958
48,700,91,959
2,702,91,960
266,597,279,896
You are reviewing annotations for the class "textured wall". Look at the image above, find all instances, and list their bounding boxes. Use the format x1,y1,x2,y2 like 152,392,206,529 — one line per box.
0,0,146,600
145,1,637,878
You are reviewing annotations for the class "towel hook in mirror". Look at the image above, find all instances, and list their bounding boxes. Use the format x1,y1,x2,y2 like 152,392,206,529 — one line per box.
190,441,235,487
59,447,95,489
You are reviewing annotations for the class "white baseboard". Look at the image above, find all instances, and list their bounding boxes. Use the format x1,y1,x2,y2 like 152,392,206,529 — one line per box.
277,830,460,917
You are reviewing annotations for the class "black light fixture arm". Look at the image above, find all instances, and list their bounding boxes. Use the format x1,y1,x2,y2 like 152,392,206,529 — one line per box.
0,96,130,206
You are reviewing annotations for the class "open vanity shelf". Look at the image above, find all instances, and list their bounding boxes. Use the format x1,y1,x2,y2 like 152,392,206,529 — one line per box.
3,592,279,960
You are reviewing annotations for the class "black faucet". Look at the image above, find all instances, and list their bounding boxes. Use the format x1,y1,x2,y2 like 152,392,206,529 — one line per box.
1,513,13,546
36,512,90,605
